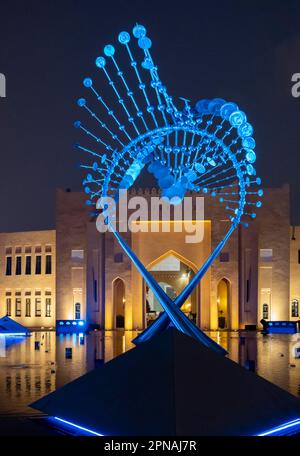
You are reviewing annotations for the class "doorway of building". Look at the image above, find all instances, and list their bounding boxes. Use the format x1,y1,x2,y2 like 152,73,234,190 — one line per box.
217,278,230,329
145,253,198,327
113,278,125,329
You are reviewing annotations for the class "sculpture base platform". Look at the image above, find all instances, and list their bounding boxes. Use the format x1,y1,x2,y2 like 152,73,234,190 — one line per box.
31,328,300,436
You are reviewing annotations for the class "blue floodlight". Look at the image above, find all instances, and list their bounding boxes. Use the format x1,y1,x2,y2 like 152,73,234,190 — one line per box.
75,24,263,350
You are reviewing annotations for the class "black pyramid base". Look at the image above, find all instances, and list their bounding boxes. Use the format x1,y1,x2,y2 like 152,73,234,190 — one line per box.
31,328,300,436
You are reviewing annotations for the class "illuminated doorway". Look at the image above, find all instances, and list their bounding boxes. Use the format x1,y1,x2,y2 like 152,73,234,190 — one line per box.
113,278,125,329
217,278,230,329
145,252,198,327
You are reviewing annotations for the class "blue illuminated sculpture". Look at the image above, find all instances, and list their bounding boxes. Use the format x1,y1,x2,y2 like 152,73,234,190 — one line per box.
75,24,262,354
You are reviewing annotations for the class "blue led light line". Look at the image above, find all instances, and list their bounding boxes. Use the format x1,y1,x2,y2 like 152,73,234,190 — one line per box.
256,418,300,436
75,23,263,349
53,417,103,436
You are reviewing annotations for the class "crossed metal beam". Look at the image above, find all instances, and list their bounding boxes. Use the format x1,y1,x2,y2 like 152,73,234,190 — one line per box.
111,223,235,356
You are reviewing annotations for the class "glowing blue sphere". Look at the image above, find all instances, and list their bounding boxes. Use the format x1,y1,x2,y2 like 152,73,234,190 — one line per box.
138,36,152,49
238,122,253,138
142,58,154,70
258,189,264,197
118,31,130,44
220,102,238,120
77,98,86,107
95,56,106,68
74,120,81,128
104,44,115,57
230,111,246,127
242,137,256,149
229,110,247,127
256,201,262,208
245,149,256,163
207,157,216,167
133,24,146,38
208,98,226,114
246,164,255,175
159,175,175,189
195,163,206,174
83,78,93,88
195,99,210,114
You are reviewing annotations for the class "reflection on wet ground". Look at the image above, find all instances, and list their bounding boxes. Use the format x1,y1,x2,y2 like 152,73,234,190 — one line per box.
1,330,300,416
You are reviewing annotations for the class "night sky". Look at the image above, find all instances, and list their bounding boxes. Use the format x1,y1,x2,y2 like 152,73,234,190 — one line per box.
0,0,300,232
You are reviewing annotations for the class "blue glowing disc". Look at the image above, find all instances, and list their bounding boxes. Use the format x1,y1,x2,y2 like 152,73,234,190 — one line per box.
95,56,106,68
104,44,115,57
118,31,130,44
229,110,247,127
133,24,147,38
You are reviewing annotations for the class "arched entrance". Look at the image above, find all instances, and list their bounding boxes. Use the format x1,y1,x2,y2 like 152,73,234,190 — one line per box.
145,252,198,327
113,278,125,329
217,278,230,329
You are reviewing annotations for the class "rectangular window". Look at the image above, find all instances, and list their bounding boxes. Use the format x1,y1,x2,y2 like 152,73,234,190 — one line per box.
35,246,42,253
45,298,51,317
246,279,250,302
262,303,269,319
25,246,31,254
5,247,12,255
219,252,229,263
45,255,52,274
25,298,31,317
6,298,11,316
292,300,299,318
15,246,22,254
25,256,31,275
114,253,124,263
45,245,52,253
35,256,41,274
15,298,21,317
71,250,84,261
35,298,41,317
75,303,81,320
6,257,12,276
260,249,273,262
298,250,300,264
15,256,22,275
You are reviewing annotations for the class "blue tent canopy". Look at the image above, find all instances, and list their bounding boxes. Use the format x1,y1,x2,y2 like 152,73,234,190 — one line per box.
0,316,31,335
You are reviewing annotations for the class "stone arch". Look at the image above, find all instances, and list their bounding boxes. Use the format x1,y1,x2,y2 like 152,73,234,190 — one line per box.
144,250,199,327
217,277,231,329
112,277,126,329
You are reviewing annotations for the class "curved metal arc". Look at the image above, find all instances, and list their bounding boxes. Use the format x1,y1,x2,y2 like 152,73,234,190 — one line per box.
133,224,236,346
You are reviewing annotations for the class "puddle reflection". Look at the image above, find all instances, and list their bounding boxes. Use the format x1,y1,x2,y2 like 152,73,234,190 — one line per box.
1,330,300,415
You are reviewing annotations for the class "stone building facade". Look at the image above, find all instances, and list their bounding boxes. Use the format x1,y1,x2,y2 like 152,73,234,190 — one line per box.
0,184,298,331
0,230,56,328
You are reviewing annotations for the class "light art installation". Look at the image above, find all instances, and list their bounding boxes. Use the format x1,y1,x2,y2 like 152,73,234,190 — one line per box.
74,24,262,353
